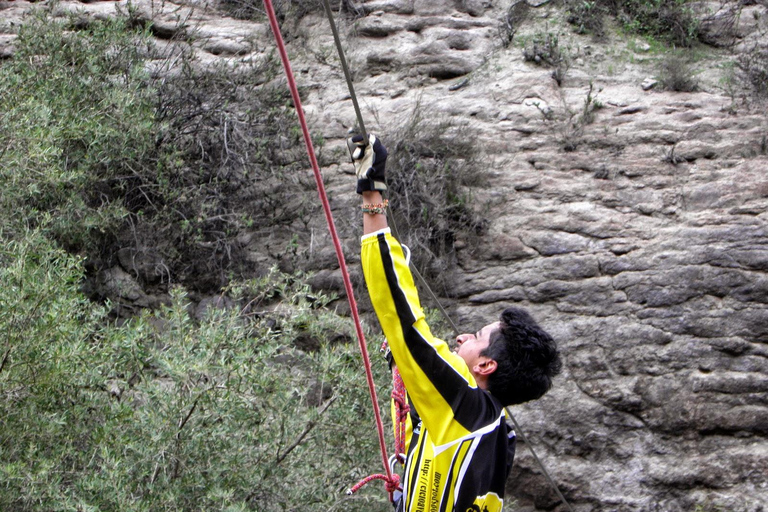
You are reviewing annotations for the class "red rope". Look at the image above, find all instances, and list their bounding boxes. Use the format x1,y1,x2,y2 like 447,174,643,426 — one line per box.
347,473,401,495
262,0,397,499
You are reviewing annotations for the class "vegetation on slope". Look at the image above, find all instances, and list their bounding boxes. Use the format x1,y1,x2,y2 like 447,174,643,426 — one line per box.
0,10,318,294
0,234,392,511
0,10,390,511
564,0,701,46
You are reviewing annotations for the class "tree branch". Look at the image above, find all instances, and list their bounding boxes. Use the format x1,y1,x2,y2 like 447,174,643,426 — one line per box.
276,396,337,464
0,348,10,376
176,394,202,440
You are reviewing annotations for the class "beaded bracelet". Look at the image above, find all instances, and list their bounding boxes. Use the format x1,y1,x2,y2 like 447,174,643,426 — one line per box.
361,199,389,215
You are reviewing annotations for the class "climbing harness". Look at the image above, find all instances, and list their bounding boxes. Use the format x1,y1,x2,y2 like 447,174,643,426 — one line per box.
263,1,574,510
262,0,399,500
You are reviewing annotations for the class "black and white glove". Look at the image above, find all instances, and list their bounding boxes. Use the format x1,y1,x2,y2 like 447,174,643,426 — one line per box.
348,134,388,194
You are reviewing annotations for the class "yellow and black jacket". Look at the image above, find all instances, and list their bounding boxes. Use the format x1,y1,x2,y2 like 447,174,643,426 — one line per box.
362,228,516,512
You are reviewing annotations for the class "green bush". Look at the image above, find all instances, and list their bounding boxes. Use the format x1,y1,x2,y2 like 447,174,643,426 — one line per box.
0,10,321,295
565,0,608,39
0,13,155,251
619,0,699,47
523,31,566,67
0,233,393,511
0,233,108,510
523,31,572,86
0,7,410,512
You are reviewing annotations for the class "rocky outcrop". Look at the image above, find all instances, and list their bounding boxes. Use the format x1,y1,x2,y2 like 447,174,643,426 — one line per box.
2,0,767,510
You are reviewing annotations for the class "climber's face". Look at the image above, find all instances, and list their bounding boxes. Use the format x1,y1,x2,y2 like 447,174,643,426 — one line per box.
455,322,500,386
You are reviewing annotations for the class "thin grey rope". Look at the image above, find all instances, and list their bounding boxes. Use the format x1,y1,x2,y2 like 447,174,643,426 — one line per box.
505,408,575,512
319,4,573,511
393,214,460,336
320,0,367,141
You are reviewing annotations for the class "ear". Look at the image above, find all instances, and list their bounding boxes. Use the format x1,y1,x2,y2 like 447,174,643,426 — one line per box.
473,358,497,376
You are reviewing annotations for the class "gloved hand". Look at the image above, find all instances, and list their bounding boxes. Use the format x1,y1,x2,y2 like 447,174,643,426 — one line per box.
348,133,388,194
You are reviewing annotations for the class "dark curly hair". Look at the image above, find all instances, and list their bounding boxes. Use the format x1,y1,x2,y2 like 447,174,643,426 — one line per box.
481,307,562,406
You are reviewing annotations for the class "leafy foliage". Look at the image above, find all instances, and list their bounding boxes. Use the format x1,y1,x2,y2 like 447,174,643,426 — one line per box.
523,31,572,86
523,31,567,67
0,10,396,510
149,54,318,290
0,233,392,512
0,11,320,295
566,0,609,39
0,13,154,251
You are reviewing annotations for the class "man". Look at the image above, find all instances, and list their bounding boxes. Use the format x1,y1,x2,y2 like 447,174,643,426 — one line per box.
352,134,563,512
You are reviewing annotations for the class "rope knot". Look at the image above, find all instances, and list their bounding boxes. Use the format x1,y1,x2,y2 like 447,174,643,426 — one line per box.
392,391,409,415
385,473,401,493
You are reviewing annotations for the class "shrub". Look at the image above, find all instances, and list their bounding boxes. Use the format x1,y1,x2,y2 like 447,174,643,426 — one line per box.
577,81,604,125
565,0,700,47
0,234,393,511
382,100,487,293
617,0,699,47
531,81,603,152
523,31,564,67
150,55,319,290
0,8,398,512
218,0,327,23
657,52,699,92
0,13,155,251
0,10,322,296
565,0,608,39
523,31,572,86
736,43,768,99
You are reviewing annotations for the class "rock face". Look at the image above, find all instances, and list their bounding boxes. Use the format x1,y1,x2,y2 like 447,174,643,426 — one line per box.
2,0,767,510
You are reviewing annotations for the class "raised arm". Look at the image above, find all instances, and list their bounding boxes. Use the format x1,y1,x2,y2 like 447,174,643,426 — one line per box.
352,135,500,444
